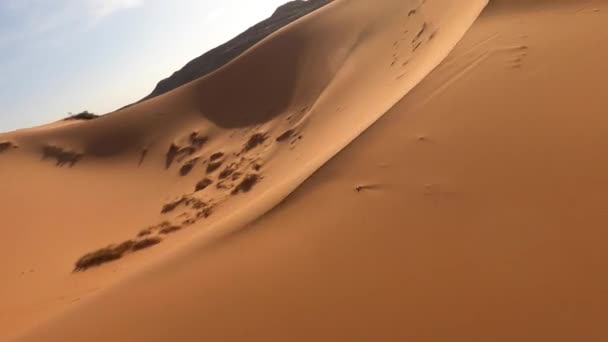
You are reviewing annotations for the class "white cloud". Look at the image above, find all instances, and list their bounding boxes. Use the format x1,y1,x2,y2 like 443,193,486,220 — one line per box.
86,0,144,18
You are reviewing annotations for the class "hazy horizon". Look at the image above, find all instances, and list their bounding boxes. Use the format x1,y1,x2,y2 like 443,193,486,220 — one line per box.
0,0,289,132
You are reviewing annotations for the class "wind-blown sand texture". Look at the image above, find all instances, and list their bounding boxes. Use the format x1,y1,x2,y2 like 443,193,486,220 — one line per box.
2,0,608,341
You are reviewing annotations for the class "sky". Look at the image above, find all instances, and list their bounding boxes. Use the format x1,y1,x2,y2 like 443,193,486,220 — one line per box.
0,0,289,132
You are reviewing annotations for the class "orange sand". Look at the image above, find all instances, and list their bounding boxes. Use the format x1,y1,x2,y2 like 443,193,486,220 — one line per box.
2,0,608,341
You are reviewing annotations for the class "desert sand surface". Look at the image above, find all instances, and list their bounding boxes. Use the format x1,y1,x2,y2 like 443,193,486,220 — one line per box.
2,0,608,340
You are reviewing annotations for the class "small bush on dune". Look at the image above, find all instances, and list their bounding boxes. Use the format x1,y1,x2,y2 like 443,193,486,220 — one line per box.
131,237,162,251
74,240,134,271
231,174,260,194
74,236,164,271
159,225,182,235
64,111,99,121
243,133,268,152
0,141,16,153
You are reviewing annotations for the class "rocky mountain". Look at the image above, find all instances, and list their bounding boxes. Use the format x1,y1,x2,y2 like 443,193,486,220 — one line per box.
137,0,331,104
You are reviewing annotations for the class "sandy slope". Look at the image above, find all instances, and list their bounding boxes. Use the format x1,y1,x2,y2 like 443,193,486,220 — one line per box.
0,0,487,340
4,0,608,340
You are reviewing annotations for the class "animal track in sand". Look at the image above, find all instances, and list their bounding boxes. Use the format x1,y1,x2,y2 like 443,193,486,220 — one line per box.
138,148,148,166
355,184,383,193
289,134,304,147
416,134,431,142
504,45,529,69
415,22,427,41
276,129,296,142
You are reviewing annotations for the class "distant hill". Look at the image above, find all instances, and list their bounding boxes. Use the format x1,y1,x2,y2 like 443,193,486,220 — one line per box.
136,0,330,105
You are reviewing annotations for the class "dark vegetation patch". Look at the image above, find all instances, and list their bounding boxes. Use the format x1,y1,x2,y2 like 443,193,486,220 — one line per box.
138,221,171,237
232,174,260,194
276,129,295,142
74,235,165,271
189,132,208,148
138,148,148,166
131,237,162,251
219,165,236,179
195,178,213,192
231,172,243,181
137,227,153,237
180,158,199,176
161,197,187,214
42,145,83,167
207,160,223,173
186,198,208,210
210,152,224,161
75,192,217,271
64,111,99,121
165,144,180,169
244,133,268,152
74,240,134,271
159,225,183,235
165,135,207,169
182,218,197,226
0,141,16,153
216,181,233,190
162,196,209,214
197,206,214,219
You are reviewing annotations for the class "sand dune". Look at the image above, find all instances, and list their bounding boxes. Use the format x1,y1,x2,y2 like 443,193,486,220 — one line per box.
3,0,608,340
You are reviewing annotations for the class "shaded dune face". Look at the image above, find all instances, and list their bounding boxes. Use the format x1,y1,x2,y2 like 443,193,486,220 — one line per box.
190,25,354,128
192,31,305,128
